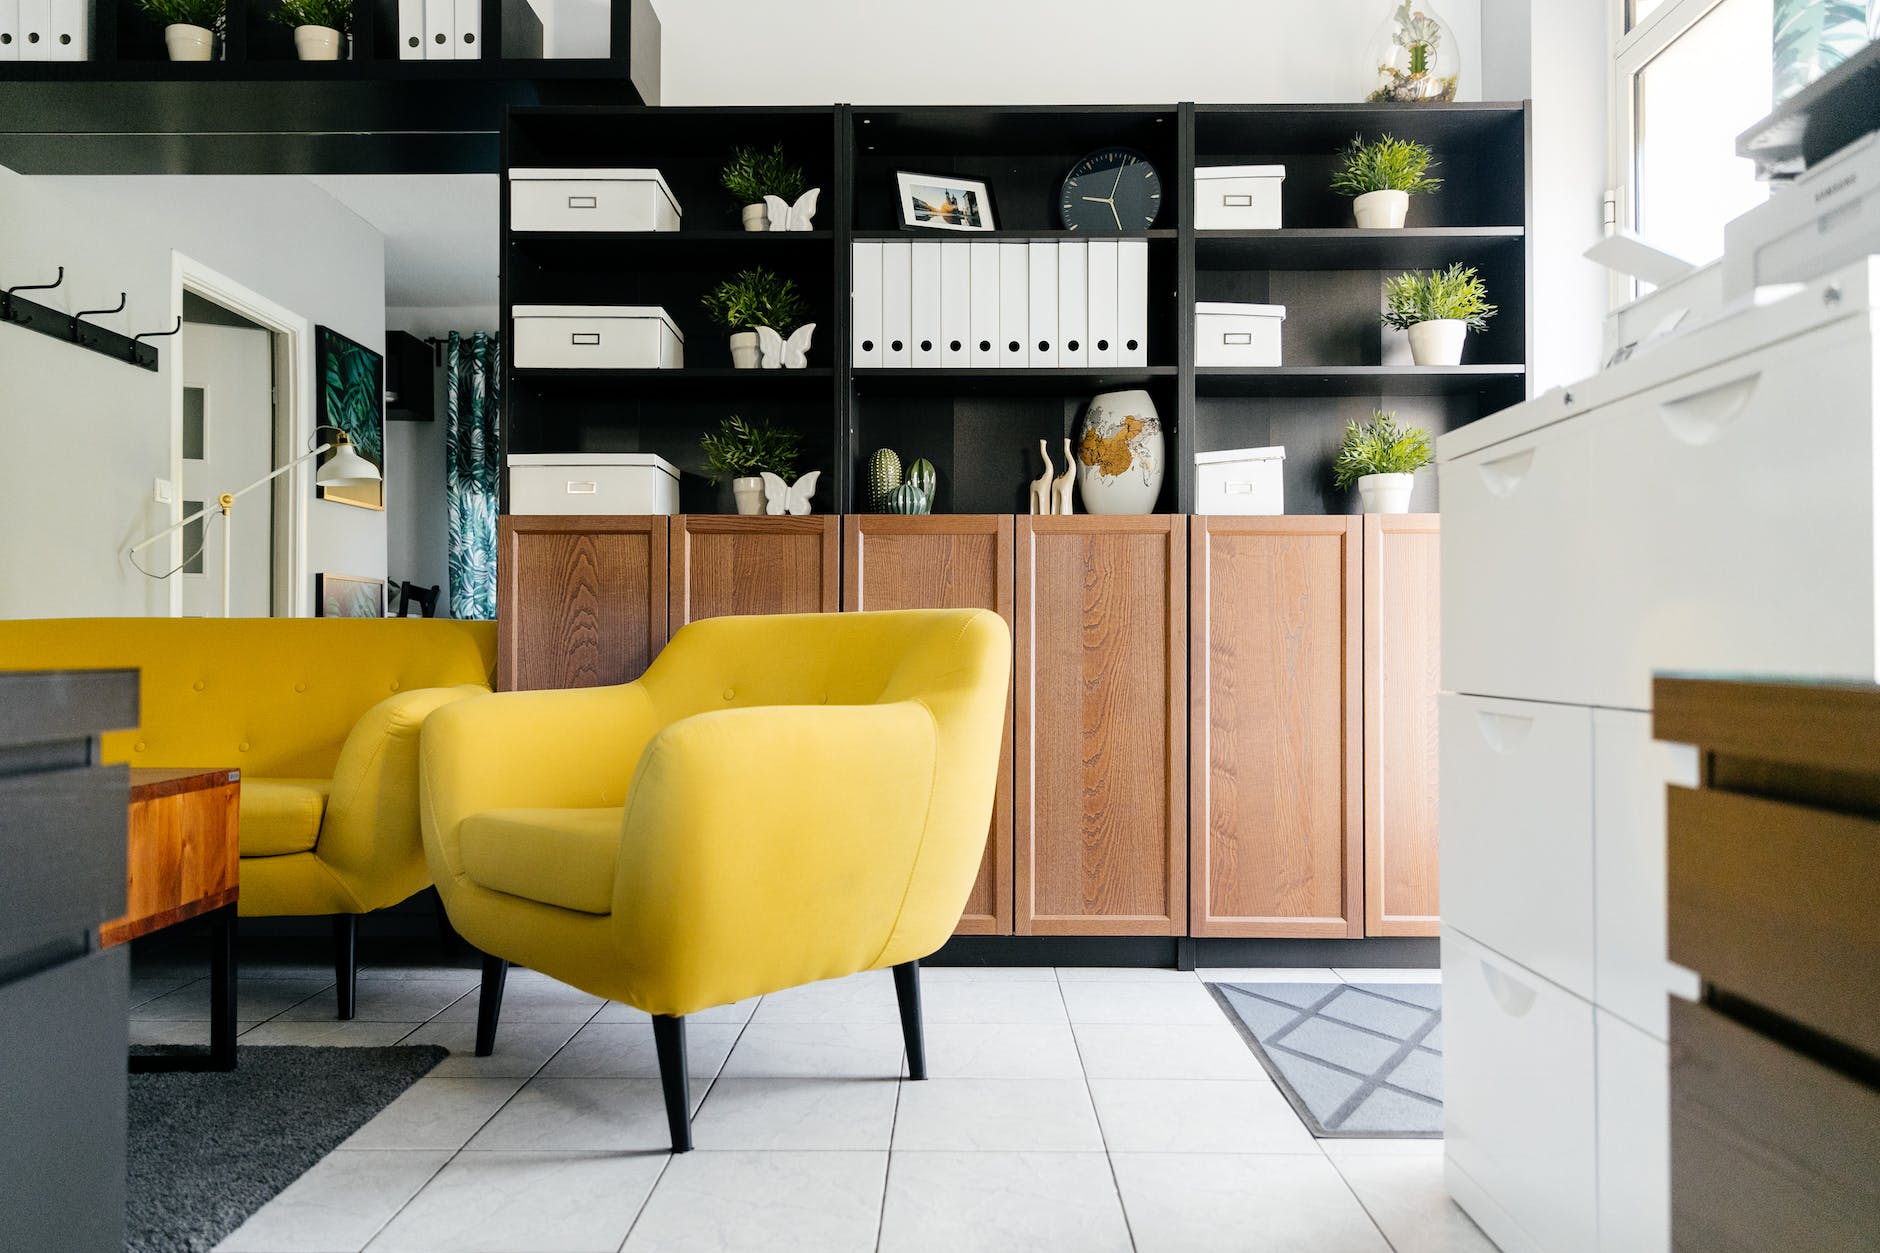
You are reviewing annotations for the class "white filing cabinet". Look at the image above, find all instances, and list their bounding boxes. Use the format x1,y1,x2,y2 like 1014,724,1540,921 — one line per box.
1438,257,1880,1253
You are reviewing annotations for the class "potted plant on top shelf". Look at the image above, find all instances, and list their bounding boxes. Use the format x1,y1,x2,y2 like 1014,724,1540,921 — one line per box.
701,267,813,370
1382,262,1496,365
140,0,224,60
274,0,350,60
721,144,819,232
701,414,805,515
1330,133,1441,229
1333,410,1433,514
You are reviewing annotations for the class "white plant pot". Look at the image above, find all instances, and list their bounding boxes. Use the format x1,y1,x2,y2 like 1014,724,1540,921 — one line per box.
293,24,341,59
731,476,766,516
1353,189,1410,229
741,203,769,232
1357,472,1416,514
728,330,761,369
1407,318,1468,366
164,22,214,60
1074,389,1166,515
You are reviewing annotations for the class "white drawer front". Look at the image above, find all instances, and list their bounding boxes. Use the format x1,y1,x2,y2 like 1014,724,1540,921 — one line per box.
513,316,683,370
1588,319,1879,709
1442,929,1597,1253
1596,1009,1670,1253
1440,418,1597,704
1593,710,1700,1039
1440,694,1594,998
507,466,678,516
511,180,680,233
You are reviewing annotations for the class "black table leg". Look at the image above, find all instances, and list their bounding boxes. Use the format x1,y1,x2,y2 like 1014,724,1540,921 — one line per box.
130,902,240,1074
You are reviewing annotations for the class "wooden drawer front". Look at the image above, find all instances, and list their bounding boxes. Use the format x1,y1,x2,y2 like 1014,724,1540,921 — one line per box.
671,515,840,631
498,516,669,692
102,772,240,946
1670,998,1880,1253
1667,785,1880,1050
1364,514,1441,937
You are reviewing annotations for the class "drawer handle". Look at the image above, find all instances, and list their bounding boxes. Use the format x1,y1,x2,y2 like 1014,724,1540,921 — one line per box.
1480,959,1537,1017
565,481,597,494
1475,448,1535,497
1222,481,1254,494
1220,194,1253,207
1658,373,1759,446
1475,710,1534,754
1222,332,1252,345
567,196,599,209
571,333,601,347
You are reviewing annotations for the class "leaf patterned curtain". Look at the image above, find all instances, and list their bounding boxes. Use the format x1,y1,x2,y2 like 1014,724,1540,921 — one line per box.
1774,0,1876,103
446,332,502,620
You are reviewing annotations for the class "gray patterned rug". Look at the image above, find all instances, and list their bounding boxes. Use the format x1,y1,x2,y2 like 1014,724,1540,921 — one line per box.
1209,982,1442,1137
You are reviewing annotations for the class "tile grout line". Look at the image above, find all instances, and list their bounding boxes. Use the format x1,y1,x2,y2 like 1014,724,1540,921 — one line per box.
873,1033,905,1253
1323,1152,1411,1253
1056,967,1139,1253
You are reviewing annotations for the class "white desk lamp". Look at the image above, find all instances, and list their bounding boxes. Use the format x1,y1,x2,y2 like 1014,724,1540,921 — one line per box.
129,426,382,616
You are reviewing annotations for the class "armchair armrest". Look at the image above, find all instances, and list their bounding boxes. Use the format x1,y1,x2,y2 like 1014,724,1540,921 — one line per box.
609,700,943,1017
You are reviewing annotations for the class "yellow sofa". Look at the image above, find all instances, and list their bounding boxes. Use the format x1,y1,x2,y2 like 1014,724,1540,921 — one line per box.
420,608,1011,1151
0,616,497,1016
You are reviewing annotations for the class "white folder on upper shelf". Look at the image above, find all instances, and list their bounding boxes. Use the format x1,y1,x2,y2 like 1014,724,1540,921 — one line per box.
940,243,972,368
1057,240,1089,368
0,0,20,61
1087,239,1119,366
882,240,913,368
970,241,1000,368
999,244,1029,368
424,0,454,59
852,242,884,368
15,0,41,59
40,0,82,59
1118,239,1149,366
911,241,942,367
453,0,480,57
397,0,423,57
1027,241,1059,369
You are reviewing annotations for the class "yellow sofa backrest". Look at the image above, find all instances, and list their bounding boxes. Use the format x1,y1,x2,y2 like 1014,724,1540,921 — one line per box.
0,617,497,777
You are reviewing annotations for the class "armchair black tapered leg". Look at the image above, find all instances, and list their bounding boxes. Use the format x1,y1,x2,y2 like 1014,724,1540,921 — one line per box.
331,914,357,1020
893,960,927,1081
475,953,509,1057
653,1015,692,1153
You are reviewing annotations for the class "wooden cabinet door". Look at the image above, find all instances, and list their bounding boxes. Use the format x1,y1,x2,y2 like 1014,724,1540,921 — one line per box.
669,515,840,631
1364,514,1441,936
1016,516,1186,936
845,515,1016,936
498,515,669,692
1191,516,1361,938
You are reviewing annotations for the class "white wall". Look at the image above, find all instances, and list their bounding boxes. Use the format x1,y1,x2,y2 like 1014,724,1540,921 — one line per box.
0,170,385,618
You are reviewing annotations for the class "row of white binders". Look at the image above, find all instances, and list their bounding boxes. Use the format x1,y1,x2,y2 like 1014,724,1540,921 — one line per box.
398,0,484,58
852,239,1150,370
0,0,86,60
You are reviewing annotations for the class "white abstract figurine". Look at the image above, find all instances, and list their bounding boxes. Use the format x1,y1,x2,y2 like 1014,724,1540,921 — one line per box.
1052,437,1077,515
765,188,820,232
1030,440,1055,515
756,323,816,369
761,469,820,516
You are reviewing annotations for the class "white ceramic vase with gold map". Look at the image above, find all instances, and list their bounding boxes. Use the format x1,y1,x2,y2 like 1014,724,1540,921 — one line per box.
1074,389,1165,515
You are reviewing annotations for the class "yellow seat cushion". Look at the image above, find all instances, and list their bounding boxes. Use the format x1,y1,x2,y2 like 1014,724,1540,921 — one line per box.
241,778,331,857
460,808,623,915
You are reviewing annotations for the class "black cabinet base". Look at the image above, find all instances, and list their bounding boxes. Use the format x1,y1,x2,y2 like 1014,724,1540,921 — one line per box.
931,934,1440,969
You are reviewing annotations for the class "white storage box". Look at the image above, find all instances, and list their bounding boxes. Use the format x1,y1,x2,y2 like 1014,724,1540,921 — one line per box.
1195,302,1285,367
513,306,684,370
1194,165,1285,230
508,454,681,515
508,168,682,233
1194,446,1285,515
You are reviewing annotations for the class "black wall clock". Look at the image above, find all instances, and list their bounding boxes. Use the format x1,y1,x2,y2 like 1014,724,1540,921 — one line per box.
1059,148,1162,232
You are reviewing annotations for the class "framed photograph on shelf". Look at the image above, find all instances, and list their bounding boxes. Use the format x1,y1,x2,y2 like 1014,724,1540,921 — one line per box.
315,325,385,511
314,573,384,618
896,171,996,232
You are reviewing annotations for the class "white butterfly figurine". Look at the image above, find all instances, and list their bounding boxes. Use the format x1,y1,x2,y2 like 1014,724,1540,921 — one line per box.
755,322,816,370
760,469,820,516
764,187,820,232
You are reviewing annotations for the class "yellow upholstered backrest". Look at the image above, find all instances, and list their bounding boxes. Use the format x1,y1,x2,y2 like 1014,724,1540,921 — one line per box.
0,617,497,777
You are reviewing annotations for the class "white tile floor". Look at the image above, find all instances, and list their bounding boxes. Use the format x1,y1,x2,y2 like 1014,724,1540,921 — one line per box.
127,959,1492,1253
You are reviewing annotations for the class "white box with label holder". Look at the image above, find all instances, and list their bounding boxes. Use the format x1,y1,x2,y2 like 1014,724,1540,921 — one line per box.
1195,301,1285,367
509,169,682,233
1193,445,1285,515
512,305,684,370
508,454,681,516
1194,165,1285,230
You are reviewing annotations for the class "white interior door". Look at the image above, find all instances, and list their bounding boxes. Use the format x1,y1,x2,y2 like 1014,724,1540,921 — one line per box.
180,321,275,617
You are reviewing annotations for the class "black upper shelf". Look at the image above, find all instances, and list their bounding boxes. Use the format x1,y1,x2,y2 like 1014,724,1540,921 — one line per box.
853,367,1178,397
1195,227,1525,271
1195,365,1526,398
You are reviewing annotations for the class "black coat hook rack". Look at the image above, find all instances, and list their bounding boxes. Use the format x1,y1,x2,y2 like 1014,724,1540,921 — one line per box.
1,267,161,372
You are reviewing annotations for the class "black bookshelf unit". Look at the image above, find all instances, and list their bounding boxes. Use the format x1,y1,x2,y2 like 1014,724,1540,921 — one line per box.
500,100,1530,517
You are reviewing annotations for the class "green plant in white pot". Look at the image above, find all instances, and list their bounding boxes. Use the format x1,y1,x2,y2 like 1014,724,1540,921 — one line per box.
721,144,811,232
701,414,803,515
1331,133,1441,229
1333,410,1433,514
140,0,224,58
1382,263,1496,366
701,267,811,369
275,0,349,60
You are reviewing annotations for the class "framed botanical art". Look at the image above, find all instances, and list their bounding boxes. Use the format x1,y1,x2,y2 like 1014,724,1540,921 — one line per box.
314,573,384,618
316,325,385,511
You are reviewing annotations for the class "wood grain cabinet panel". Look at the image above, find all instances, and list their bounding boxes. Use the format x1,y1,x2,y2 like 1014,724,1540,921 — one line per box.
1364,514,1442,936
670,515,840,631
1016,516,1186,936
845,515,1016,935
1191,516,1361,938
498,515,669,692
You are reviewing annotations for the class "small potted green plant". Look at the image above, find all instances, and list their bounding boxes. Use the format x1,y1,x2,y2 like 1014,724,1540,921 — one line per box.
1382,262,1496,365
701,415,804,515
139,0,223,59
1333,410,1433,514
701,267,810,369
275,0,349,60
1331,133,1442,229
721,144,813,232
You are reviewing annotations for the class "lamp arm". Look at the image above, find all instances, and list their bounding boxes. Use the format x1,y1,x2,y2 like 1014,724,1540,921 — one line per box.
127,442,331,556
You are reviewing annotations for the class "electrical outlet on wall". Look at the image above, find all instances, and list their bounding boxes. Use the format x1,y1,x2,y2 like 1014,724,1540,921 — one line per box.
153,477,175,504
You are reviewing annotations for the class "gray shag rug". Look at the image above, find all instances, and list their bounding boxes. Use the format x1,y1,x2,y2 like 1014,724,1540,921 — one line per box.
128,1044,447,1253
1209,982,1442,1137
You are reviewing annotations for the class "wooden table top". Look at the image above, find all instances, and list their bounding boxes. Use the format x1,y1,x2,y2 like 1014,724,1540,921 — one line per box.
130,766,241,801
105,766,242,949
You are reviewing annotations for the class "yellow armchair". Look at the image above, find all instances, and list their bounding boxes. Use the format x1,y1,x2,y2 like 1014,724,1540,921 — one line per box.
420,607,1011,1151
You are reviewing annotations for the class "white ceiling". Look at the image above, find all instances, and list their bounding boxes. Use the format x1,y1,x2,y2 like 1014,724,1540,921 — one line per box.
305,174,499,315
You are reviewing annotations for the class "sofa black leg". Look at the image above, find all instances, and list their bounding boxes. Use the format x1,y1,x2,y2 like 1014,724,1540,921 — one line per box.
653,1015,692,1153
332,914,357,1020
475,953,509,1057
893,960,926,1081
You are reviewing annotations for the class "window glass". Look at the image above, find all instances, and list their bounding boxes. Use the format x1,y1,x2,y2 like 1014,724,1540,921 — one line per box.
182,387,206,460
1632,0,1671,27
182,501,205,576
